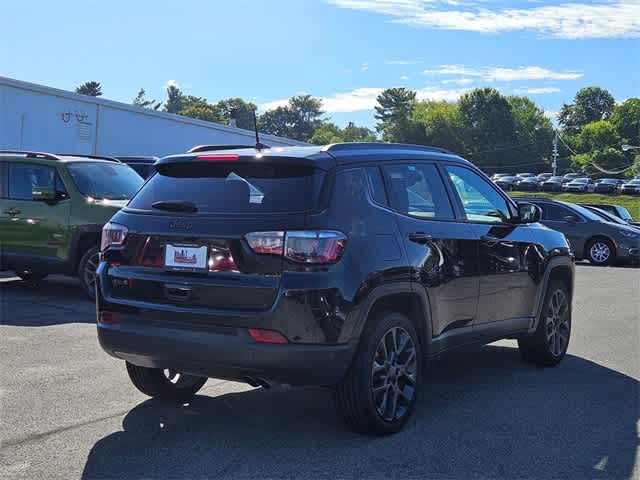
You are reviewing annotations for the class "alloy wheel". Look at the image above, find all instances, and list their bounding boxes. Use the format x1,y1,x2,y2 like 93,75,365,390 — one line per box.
371,327,417,422
83,252,99,291
590,242,611,264
545,289,570,357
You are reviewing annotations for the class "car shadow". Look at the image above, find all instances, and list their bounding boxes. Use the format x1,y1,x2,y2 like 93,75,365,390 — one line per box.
0,275,94,326
81,346,638,479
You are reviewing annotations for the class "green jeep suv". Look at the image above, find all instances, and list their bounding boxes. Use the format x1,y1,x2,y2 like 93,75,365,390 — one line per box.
0,151,144,298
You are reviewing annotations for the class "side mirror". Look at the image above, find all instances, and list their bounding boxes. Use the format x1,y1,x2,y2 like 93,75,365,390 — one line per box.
563,214,578,224
518,203,541,224
32,185,56,202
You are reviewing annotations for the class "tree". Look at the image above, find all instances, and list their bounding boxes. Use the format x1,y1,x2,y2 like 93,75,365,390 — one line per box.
458,88,517,169
164,85,184,114
559,87,615,134
611,98,640,146
412,100,464,152
132,88,161,110
374,88,419,143
215,98,257,129
259,95,324,142
507,95,554,169
342,122,376,142
310,122,344,145
75,81,102,97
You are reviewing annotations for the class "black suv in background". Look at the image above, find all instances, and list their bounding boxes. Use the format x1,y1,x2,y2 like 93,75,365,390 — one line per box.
97,143,574,435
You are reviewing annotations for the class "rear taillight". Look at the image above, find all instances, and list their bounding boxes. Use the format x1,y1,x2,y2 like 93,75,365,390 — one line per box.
248,328,288,344
245,230,346,264
100,222,128,251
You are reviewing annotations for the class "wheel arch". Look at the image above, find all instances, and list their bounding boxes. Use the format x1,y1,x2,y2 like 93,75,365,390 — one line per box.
69,225,102,271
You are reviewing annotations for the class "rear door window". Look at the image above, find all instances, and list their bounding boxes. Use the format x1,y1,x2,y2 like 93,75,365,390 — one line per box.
8,163,56,201
381,163,454,219
128,163,325,214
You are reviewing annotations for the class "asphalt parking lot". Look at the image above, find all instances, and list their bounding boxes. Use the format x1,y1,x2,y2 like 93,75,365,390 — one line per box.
0,265,638,479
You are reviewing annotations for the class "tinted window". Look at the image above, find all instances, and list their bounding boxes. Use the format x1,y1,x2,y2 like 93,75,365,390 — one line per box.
67,162,144,200
446,165,511,223
366,167,387,205
541,204,574,221
382,163,453,219
129,163,323,214
8,163,55,200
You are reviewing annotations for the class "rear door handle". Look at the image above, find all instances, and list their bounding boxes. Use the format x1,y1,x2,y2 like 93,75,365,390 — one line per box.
3,208,21,216
408,232,434,244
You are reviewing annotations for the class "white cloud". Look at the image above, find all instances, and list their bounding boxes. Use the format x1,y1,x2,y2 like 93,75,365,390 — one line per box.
361,62,370,71
516,86,562,95
386,59,423,65
424,65,583,81
441,78,474,86
400,75,410,81
261,85,470,114
165,79,179,89
326,0,640,39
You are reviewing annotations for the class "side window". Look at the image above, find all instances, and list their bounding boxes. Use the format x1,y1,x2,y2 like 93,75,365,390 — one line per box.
0,162,6,198
8,163,56,201
366,167,387,205
542,204,574,221
382,163,454,219
445,165,512,223
55,172,69,200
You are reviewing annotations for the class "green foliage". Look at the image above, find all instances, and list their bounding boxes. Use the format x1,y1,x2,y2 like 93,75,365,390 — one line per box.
309,121,376,145
75,81,102,97
259,95,324,142
374,88,421,143
559,87,615,134
164,85,184,114
215,98,257,130
343,122,376,142
412,100,464,152
611,98,640,146
132,88,161,110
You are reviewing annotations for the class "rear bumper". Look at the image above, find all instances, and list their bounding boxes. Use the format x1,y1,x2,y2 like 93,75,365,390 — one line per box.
98,318,353,386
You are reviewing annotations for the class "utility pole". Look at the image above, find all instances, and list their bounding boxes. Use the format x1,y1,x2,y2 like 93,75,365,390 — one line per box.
552,130,559,176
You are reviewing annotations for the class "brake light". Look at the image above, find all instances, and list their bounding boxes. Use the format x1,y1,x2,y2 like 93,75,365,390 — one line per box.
245,231,284,255
101,222,128,251
197,154,239,161
245,230,346,264
248,328,288,344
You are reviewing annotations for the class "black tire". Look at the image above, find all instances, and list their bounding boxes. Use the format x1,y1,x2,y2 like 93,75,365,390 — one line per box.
585,238,614,266
16,271,48,282
126,362,207,400
78,245,100,300
518,280,571,366
335,311,422,435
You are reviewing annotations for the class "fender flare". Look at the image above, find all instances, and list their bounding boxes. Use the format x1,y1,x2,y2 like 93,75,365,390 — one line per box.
529,255,575,333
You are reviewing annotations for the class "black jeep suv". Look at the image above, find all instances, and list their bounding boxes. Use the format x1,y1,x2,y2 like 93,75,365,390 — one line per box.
97,143,574,435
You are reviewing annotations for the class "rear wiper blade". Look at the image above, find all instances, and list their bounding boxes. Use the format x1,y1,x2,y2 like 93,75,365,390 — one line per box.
151,201,198,213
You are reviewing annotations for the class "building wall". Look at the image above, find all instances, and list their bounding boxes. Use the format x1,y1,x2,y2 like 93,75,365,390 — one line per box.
0,76,305,157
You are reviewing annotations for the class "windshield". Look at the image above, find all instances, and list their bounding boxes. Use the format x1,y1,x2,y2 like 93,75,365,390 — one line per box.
563,202,605,222
588,208,625,224
571,178,588,183
600,179,617,184
67,162,144,200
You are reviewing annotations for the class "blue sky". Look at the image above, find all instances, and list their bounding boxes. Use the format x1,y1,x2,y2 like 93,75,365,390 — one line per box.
1,0,638,128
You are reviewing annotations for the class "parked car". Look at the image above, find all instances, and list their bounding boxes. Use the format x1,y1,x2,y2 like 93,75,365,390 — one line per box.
491,173,510,181
562,178,594,193
494,175,518,191
0,151,144,297
584,203,639,227
562,173,582,184
516,172,536,178
536,173,553,182
97,143,575,435
116,156,158,179
593,178,624,194
619,179,640,195
581,206,640,232
518,198,640,265
540,176,564,192
515,176,540,191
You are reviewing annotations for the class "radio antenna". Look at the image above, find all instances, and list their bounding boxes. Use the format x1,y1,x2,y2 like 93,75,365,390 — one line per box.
253,109,267,151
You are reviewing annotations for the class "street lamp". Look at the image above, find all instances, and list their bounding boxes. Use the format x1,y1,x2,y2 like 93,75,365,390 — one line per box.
622,144,640,152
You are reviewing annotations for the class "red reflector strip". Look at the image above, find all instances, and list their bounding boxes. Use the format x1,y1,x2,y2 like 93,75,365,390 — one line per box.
248,328,288,344
99,311,120,324
197,154,239,161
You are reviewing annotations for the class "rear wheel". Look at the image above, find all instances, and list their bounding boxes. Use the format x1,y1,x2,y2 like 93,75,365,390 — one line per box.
78,245,100,300
126,362,207,400
586,238,614,266
335,312,422,435
518,280,571,366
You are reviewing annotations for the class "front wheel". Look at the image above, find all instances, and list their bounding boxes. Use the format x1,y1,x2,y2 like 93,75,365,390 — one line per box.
586,238,614,266
335,312,422,435
126,362,207,400
518,280,571,366
78,245,100,300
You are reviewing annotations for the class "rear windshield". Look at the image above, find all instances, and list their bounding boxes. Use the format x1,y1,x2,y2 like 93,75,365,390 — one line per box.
128,162,325,214
67,162,144,200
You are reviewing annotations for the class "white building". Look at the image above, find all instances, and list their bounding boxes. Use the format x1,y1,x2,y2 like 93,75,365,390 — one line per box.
0,76,305,157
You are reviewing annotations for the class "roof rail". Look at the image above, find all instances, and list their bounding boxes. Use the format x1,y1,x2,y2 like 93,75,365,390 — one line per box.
57,153,122,163
187,144,268,154
0,150,61,161
324,142,454,155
